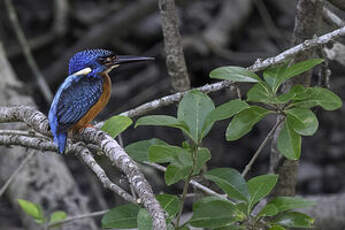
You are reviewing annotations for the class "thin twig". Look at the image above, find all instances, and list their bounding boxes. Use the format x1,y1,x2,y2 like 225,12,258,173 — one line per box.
242,117,285,178
144,161,227,200
93,26,345,127
322,7,345,27
0,151,35,197
4,0,53,102
48,209,108,228
0,134,136,204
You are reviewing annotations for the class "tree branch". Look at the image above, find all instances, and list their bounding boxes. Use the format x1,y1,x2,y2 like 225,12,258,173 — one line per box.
0,106,166,230
93,26,345,128
4,0,53,102
159,0,190,91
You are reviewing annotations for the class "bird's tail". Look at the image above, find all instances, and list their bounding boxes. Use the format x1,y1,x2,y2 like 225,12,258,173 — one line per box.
54,132,67,154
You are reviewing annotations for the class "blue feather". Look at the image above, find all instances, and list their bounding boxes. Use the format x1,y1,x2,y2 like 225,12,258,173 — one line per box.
49,49,113,154
49,73,103,153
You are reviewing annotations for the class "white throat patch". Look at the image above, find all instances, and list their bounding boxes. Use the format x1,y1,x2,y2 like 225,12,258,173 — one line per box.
73,67,92,76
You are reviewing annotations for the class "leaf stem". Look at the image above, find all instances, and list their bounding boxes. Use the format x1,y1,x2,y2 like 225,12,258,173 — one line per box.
241,117,285,178
175,144,198,229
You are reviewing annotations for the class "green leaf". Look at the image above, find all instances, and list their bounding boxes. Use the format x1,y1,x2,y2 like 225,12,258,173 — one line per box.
247,83,273,104
272,212,314,228
292,87,342,111
101,116,132,138
102,204,139,229
267,197,316,213
263,63,288,92
205,168,249,202
125,138,168,162
177,90,215,143
194,147,211,175
215,225,247,230
156,194,180,220
190,197,240,228
210,66,261,82
149,144,199,185
277,121,301,160
165,163,192,185
257,204,279,217
286,108,318,136
135,115,191,138
247,174,278,211
226,106,271,141
275,85,308,104
269,225,286,230
202,99,250,138
282,58,323,82
263,59,323,93
137,208,152,230
148,144,191,164
17,199,44,224
49,211,67,224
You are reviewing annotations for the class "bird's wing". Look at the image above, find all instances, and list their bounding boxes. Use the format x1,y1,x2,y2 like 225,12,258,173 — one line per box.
50,74,104,132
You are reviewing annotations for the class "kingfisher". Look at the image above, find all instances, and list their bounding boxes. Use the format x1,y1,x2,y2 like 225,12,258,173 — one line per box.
48,49,154,153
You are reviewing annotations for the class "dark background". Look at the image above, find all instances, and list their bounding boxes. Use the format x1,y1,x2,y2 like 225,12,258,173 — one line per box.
0,0,344,228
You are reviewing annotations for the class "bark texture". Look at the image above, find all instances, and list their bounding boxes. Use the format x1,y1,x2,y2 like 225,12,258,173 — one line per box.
159,0,190,91
271,0,324,196
0,43,97,230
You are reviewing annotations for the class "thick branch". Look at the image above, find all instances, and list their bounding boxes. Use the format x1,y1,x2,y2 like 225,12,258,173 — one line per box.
159,0,190,91
0,106,166,230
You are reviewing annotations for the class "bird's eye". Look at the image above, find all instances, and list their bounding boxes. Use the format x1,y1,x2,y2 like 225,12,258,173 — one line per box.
98,55,117,66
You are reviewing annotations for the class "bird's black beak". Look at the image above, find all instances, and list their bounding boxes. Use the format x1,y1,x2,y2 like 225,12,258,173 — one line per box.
114,55,155,65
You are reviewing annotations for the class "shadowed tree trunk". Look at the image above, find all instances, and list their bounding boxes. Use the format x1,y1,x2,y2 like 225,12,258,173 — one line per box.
270,0,324,196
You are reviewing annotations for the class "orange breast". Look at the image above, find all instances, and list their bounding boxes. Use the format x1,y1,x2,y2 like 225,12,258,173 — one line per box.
72,73,112,131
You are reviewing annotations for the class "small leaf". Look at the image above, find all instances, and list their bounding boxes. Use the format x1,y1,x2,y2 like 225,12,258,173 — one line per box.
247,83,273,104
101,116,132,138
49,211,67,224
193,147,211,175
275,85,308,104
264,59,323,93
177,90,215,143
17,199,44,224
137,208,152,230
272,212,314,228
286,108,318,136
165,163,192,185
210,66,261,82
148,144,191,164
102,204,139,229
190,197,240,228
282,58,323,82
263,63,288,92
205,168,249,202
257,204,279,217
135,115,191,138
156,194,180,220
267,197,316,213
202,99,249,138
277,121,301,160
247,174,278,211
269,225,286,230
125,138,168,162
226,106,272,141
292,87,342,111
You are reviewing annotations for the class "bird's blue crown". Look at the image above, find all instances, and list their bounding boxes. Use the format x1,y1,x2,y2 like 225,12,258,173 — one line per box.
68,49,114,75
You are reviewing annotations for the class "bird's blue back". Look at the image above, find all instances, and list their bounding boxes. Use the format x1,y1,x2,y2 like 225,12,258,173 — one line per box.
49,49,112,153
